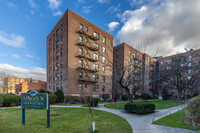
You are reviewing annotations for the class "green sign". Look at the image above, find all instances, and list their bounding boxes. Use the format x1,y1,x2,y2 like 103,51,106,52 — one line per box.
21,91,50,128
21,93,48,110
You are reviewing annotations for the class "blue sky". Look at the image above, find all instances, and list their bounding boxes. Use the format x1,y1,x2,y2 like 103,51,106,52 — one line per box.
0,0,200,80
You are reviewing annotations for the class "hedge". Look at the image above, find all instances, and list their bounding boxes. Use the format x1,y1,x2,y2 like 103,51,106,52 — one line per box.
1,94,21,106
124,102,155,114
140,93,152,100
49,94,58,104
66,96,82,104
54,89,64,102
122,95,128,101
187,95,200,126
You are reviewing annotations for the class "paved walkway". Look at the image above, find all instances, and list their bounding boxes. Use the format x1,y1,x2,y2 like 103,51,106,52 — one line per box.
1,104,198,133
52,104,198,133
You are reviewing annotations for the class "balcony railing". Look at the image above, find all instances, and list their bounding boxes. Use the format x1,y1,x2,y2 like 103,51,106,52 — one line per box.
89,35,99,41
75,53,99,62
77,66,98,73
78,78,97,84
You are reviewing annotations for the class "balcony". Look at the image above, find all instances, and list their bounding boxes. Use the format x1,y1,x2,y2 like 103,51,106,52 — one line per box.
87,45,99,51
75,53,99,62
77,66,98,73
76,30,86,35
89,35,99,41
78,78,97,84
76,42,85,46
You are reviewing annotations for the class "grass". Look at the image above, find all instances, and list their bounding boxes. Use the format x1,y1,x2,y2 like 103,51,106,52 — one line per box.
0,107,132,133
104,100,181,110
153,109,199,130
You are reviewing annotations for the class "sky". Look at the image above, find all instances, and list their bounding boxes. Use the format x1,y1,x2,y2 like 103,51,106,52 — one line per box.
0,0,200,81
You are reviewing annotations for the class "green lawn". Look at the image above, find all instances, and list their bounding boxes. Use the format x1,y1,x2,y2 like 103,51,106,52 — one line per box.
104,100,181,110
0,107,132,133
153,110,199,130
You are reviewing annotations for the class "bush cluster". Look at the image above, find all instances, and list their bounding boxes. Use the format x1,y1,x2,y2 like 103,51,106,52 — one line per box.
82,96,99,107
124,102,155,114
140,93,152,100
66,96,82,104
101,94,110,101
122,95,128,101
54,89,64,102
0,96,3,107
187,95,200,126
49,94,58,104
1,94,21,106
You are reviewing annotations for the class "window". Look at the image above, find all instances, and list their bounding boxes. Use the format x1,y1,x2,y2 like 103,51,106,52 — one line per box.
93,74,99,82
56,73,59,80
79,60,83,67
102,76,105,83
60,72,63,79
79,84,83,90
167,66,171,70
61,83,63,90
167,60,171,64
56,51,59,60
61,60,63,68
93,64,99,70
94,32,99,39
85,38,88,43
133,53,135,58
93,85,98,92
188,63,192,67
85,61,88,66
61,37,63,44
79,48,83,55
86,27,88,32
189,56,192,60
102,57,105,63
93,43,99,49
102,85,105,92
85,50,88,54
129,58,131,63
85,83,87,88
56,62,59,70
79,36,83,42
103,47,106,53
56,40,59,48
56,29,59,37
181,57,184,61
56,84,59,90
188,69,191,74
103,37,106,43
181,64,184,67
79,72,83,78
80,24,83,31
93,54,99,60
129,51,131,56
61,48,63,57
61,24,63,32
102,66,105,72
188,76,191,80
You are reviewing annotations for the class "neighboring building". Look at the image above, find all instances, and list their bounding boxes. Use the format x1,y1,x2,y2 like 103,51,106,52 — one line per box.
16,80,47,94
157,49,200,96
3,77,25,94
113,43,156,97
47,9,113,97
0,83,3,94
3,77,36,94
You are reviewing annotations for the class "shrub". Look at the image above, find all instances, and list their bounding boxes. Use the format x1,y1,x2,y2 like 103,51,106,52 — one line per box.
101,94,110,101
124,102,155,114
82,96,99,107
134,94,140,100
106,99,114,102
1,94,21,106
187,95,200,126
0,96,3,107
54,89,64,102
49,94,58,104
38,89,51,94
66,96,82,104
122,95,128,101
140,93,152,100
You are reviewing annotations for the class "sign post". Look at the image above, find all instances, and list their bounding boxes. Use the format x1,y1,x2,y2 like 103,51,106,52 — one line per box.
21,91,50,128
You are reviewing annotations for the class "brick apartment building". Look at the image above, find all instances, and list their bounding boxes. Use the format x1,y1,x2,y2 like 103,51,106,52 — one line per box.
47,9,113,97
16,80,47,94
157,49,200,96
113,43,156,97
3,77,34,94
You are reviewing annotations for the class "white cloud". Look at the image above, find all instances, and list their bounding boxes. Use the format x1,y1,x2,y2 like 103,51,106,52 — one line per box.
48,0,61,9
25,54,40,60
117,0,200,56
7,2,18,8
28,0,37,8
0,31,25,47
12,54,20,58
31,10,34,14
106,3,120,14
97,0,109,3
107,21,120,31
0,64,46,81
53,10,63,16
77,0,85,3
82,6,91,14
